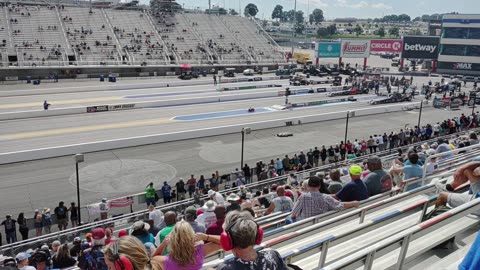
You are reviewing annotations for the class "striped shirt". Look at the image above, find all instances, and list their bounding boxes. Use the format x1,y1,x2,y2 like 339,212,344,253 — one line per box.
291,191,343,220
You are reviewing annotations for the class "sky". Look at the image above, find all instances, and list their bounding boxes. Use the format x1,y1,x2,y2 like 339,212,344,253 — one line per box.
162,0,479,20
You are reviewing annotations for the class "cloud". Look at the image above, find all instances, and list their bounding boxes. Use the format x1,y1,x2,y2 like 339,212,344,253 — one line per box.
297,0,328,8
371,2,393,9
335,0,389,9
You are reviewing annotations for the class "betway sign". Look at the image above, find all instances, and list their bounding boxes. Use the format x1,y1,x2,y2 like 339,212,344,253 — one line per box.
404,43,437,53
341,40,371,58
370,39,403,53
402,36,440,59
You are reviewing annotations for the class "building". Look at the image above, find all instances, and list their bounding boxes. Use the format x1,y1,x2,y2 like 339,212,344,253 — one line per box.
437,14,480,75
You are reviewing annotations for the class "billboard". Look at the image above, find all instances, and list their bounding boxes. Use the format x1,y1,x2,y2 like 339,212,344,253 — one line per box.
316,42,341,58
438,61,480,71
341,39,371,58
370,39,403,53
402,36,440,59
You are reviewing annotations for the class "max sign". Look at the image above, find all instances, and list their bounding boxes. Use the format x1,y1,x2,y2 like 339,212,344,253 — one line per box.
370,39,403,53
401,36,440,59
341,40,371,58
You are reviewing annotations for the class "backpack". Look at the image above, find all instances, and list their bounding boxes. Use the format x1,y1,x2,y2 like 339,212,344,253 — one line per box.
79,246,107,270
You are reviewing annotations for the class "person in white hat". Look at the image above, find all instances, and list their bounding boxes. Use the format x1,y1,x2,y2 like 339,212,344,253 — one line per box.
196,200,217,228
226,193,241,213
207,190,225,205
16,252,35,270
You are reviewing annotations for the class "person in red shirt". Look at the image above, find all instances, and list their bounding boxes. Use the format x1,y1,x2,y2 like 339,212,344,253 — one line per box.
187,174,196,198
206,205,226,236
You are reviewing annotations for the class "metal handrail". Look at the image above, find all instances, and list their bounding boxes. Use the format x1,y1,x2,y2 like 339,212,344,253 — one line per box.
321,197,480,270
422,143,480,183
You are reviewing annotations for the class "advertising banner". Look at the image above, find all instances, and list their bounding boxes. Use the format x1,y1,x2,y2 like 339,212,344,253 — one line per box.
402,36,440,59
370,39,403,53
316,42,341,58
341,40,371,58
108,104,135,111
438,61,480,71
86,105,109,113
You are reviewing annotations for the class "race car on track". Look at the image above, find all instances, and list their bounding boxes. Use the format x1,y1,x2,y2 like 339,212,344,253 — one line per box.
368,92,412,105
327,87,368,97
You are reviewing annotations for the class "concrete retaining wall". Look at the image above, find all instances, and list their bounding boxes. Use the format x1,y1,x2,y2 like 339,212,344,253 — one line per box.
0,102,426,164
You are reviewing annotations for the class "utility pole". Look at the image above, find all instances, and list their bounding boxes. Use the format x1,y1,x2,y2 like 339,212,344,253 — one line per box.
417,100,423,129
291,0,297,56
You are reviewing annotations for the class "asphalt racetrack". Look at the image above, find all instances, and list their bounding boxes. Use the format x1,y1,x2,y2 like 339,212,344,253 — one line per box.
0,73,473,220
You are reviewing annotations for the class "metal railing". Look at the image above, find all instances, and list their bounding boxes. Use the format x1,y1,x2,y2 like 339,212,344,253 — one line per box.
422,142,480,182
321,196,480,270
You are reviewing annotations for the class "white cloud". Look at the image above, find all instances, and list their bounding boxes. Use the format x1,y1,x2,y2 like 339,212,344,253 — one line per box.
350,0,368,8
296,0,328,8
335,0,389,9
371,2,393,9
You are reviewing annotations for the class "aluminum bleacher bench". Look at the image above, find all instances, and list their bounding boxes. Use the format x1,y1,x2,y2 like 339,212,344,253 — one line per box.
321,198,480,270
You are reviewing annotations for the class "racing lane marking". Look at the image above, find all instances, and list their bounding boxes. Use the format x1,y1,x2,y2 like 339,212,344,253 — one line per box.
0,117,171,140
0,97,121,109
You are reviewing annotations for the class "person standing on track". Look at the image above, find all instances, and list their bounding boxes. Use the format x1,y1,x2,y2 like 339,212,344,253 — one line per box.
187,175,196,198
161,182,172,204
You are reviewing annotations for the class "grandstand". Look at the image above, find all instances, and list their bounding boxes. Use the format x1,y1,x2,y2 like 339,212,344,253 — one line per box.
0,0,286,67
1,126,480,270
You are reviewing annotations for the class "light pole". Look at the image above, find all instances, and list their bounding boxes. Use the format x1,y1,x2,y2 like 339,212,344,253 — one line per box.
472,94,476,116
344,111,350,144
417,100,423,130
291,0,297,56
241,127,251,169
74,154,84,225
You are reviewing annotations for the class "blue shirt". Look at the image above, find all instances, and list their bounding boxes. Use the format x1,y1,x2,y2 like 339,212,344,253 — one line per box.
336,179,369,202
436,143,454,159
135,233,156,247
276,160,283,170
161,185,172,197
402,164,423,190
459,230,480,270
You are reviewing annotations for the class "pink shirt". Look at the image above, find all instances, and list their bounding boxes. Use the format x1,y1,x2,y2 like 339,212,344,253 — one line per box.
164,245,204,270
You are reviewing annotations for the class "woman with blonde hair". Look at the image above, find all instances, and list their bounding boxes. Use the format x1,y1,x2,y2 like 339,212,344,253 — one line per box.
104,236,163,270
152,220,221,270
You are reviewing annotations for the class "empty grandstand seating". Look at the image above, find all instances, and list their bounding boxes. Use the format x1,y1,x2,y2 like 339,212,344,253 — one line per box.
0,3,286,66
185,13,252,64
221,15,285,64
105,9,170,65
6,4,69,66
60,7,123,65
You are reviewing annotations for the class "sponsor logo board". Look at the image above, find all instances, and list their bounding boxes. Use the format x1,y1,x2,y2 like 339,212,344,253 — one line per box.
401,36,440,59
341,40,371,58
316,42,341,58
370,39,403,53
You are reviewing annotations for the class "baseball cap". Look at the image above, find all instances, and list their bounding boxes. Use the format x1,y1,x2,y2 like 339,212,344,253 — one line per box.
15,252,31,262
73,237,81,243
185,206,197,218
207,190,215,197
91,228,106,240
349,165,363,176
118,230,128,238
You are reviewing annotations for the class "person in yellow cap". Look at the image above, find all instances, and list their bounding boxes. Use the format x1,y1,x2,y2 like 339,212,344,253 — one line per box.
332,165,369,202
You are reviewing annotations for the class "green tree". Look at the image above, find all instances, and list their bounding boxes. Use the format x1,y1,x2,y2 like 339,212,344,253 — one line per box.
378,26,385,37
309,8,324,25
283,10,295,22
272,5,283,21
295,23,305,34
218,8,227,15
327,24,337,35
244,3,258,17
295,10,304,24
317,27,329,37
389,26,400,37
398,14,411,22
354,25,363,36
229,9,238,16
413,16,421,22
